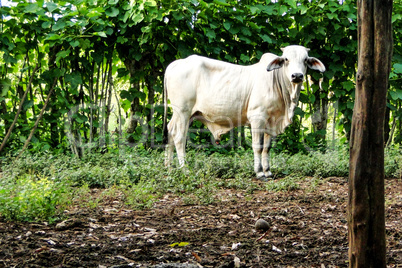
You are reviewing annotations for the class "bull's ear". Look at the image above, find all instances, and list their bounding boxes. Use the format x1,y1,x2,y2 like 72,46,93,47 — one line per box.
306,57,326,72
267,57,285,72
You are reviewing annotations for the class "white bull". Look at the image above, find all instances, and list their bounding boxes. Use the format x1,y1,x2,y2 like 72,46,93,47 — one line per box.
163,45,325,180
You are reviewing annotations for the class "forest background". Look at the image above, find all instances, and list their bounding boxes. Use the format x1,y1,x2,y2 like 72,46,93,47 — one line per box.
0,0,401,157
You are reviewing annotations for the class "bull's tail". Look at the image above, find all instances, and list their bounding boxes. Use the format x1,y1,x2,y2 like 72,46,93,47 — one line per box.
162,75,168,145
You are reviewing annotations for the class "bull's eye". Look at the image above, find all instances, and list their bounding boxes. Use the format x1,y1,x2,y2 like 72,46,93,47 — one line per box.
284,58,289,62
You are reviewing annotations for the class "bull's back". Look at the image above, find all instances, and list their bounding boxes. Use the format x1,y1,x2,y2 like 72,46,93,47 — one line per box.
165,55,254,114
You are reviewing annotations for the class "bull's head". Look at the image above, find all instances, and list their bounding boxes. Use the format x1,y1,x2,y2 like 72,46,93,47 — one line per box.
266,45,326,83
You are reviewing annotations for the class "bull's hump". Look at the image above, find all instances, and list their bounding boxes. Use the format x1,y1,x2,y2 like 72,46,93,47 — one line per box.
259,53,278,64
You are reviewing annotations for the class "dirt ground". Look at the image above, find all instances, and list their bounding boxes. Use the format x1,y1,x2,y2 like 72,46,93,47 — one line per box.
0,177,401,268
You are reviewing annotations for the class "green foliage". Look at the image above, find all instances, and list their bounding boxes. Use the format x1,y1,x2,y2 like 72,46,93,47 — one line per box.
265,176,301,192
1,0,401,154
384,146,402,178
1,146,401,222
271,148,350,177
118,179,158,209
0,175,70,223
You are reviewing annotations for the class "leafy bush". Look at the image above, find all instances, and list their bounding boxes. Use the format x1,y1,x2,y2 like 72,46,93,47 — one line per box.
271,147,350,178
0,175,70,223
118,179,158,209
265,176,301,192
384,146,402,178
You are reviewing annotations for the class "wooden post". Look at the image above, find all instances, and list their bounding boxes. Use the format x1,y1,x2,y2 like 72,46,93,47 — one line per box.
348,0,393,267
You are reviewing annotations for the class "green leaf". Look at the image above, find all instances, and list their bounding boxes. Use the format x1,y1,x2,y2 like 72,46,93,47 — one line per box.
223,21,231,31
249,6,260,15
327,13,339,21
341,81,355,91
309,94,316,103
285,0,297,9
121,99,131,112
42,21,52,29
56,50,70,59
260,34,272,43
205,28,216,42
80,39,92,50
0,78,11,97
170,242,189,247
317,26,326,36
213,0,230,7
120,90,134,102
241,27,252,36
46,2,58,13
87,8,104,18
392,13,401,23
279,5,288,15
106,28,114,35
238,54,248,63
117,36,129,44
347,101,354,109
25,3,40,13
65,72,83,90
145,0,157,7
299,5,308,15
74,114,88,124
261,5,275,15
389,90,402,101
106,7,119,17
94,32,107,38
393,63,402,74
56,50,71,66
70,40,80,47
132,12,144,24
133,91,147,101
123,11,131,23
53,20,66,31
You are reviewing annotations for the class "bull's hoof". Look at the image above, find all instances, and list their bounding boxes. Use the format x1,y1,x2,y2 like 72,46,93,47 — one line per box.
265,171,273,178
256,172,268,182
257,176,269,182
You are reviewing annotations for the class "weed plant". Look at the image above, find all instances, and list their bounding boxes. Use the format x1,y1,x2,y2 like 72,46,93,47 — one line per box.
270,147,350,177
1,145,401,222
0,175,71,223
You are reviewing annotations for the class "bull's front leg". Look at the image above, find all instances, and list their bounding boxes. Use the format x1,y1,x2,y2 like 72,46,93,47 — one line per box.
251,121,266,181
262,133,273,178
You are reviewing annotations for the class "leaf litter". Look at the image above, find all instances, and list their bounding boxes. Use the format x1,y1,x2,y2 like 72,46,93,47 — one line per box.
0,177,401,267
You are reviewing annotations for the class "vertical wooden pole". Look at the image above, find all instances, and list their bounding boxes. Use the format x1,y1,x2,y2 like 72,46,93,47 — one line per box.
348,0,393,267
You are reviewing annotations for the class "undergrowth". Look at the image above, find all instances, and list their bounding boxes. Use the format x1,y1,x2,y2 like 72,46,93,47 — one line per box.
0,146,401,222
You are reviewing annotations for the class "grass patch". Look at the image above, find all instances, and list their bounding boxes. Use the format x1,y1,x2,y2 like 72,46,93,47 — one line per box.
265,176,301,192
0,175,71,223
1,145,401,222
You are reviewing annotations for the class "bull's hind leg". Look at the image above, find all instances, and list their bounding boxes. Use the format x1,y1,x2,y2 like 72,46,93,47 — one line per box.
262,133,273,178
165,130,174,167
167,110,190,168
251,120,266,180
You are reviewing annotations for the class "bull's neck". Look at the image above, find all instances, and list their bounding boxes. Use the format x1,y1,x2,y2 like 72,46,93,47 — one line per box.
277,68,300,124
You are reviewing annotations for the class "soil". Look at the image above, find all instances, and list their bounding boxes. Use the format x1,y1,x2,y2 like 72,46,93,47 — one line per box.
0,177,401,268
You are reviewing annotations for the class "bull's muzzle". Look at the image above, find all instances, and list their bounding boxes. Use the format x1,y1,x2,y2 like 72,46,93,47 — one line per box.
291,73,304,83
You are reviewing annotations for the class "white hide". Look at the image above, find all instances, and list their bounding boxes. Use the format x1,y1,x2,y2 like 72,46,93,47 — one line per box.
164,45,325,178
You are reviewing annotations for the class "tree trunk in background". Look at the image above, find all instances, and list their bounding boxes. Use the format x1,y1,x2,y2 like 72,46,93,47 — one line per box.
124,59,141,143
48,45,61,148
104,58,114,137
126,88,140,143
348,0,392,267
310,76,328,143
0,100,7,136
